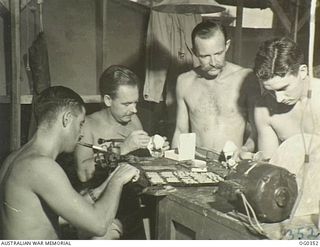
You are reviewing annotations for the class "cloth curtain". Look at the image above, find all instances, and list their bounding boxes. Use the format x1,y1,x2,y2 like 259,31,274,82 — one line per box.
28,32,51,140
143,10,201,105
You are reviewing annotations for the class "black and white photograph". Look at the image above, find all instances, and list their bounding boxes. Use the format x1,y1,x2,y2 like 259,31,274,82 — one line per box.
0,0,320,243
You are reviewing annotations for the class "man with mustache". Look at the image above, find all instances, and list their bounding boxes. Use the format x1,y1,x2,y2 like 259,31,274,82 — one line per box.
74,65,150,239
75,65,150,183
172,21,259,156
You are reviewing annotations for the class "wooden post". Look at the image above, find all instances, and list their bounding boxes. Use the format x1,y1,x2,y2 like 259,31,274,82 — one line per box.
269,0,291,34
292,0,300,42
0,2,12,96
10,0,21,151
95,0,108,92
234,0,243,65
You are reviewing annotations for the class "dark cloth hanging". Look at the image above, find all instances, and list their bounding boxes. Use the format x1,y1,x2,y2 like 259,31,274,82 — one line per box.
28,32,51,140
143,11,201,104
28,31,51,94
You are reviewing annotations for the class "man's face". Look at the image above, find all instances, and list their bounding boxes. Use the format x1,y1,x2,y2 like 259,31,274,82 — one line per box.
109,85,139,124
66,107,86,152
261,74,304,105
194,31,230,79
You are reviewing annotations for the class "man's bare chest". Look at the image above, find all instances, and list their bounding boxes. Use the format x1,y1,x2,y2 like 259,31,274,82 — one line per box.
185,85,245,117
91,122,136,144
270,102,318,141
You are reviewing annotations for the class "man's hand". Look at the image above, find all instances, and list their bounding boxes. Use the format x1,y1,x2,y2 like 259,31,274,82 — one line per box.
110,163,140,186
233,147,266,162
120,130,150,155
147,135,170,158
162,137,170,151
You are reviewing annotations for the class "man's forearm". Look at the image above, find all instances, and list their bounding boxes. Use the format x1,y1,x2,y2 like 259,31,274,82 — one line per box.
171,130,181,149
94,180,124,229
89,170,115,199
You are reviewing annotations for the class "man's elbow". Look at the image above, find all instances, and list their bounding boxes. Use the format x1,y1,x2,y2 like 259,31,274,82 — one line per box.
90,216,114,237
85,222,108,237
92,224,108,237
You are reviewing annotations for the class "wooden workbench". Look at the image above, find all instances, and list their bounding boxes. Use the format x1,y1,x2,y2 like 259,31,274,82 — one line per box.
137,157,319,240
149,186,264,240
133,157,262,239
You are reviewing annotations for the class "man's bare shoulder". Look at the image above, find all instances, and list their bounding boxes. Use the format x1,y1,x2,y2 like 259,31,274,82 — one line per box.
223,63,257,91
225,62,252,74
26,156,70,194
176,70,200,97
86,110,105,125
17,154,58,172
2,151,61,186
227,63,259,96
82,110,107,135
177,70,198,85
30,156,67,181
14,154,72,202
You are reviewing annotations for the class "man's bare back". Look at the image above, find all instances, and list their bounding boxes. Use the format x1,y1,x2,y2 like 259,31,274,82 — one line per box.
174,62,257,152
0,86,140,240
1,144,65,239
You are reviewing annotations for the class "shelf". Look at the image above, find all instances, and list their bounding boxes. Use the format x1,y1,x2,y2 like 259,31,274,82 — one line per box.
0,95,101,104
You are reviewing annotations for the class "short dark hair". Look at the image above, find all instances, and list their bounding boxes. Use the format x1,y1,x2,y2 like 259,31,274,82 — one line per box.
99,65,140,99
254,37,304,81
34,86,85,126
192,21,228,50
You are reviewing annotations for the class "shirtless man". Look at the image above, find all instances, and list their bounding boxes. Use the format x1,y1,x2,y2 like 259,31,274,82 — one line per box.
0,86,139,239
74,65,151,182
172,21,259,154
74,66,158,239
254,37,320,159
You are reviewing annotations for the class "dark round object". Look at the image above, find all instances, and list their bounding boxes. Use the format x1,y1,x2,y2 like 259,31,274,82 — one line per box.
218,160,298,223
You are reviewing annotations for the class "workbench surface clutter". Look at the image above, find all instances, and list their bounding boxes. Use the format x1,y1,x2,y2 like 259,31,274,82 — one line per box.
132,157,225,187
84,151,224,191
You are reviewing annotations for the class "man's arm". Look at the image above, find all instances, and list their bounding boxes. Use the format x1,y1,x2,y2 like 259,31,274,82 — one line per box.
31,158,138,237
118,115,150,155
172,75,190,148
242,123,256,152
254,104,280,159
242,71,260,152
74,119,96,182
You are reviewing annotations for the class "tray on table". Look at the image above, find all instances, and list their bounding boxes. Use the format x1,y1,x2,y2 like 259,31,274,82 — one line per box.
133,157,224,187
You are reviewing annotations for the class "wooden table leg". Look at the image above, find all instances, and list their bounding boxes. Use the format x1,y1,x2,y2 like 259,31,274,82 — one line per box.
155,196,171,239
